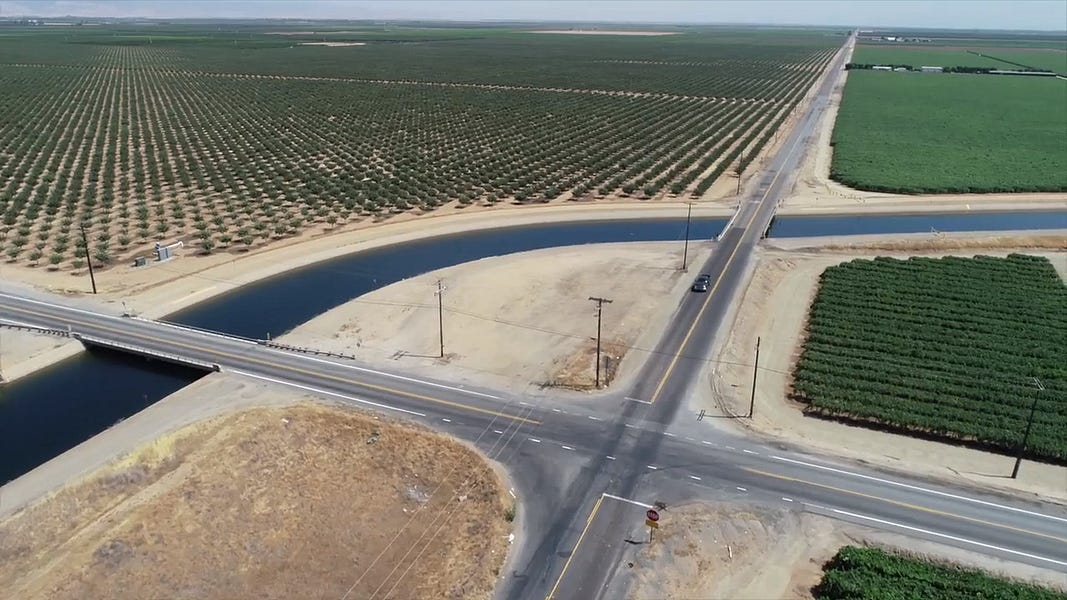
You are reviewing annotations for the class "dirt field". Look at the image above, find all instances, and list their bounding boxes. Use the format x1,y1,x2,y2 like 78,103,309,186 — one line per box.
281,241,713,394
627,502,1067,599
782,45,1067,213
0,401,511,600
707,241,1067,502
0,327,82,382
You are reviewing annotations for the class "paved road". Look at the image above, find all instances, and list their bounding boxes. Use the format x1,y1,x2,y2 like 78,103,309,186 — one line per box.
3,32,1066,600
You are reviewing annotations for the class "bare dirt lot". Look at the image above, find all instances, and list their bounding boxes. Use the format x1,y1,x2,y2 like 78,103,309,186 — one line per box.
0,401,510,600
281,241,713,394
707,238,1067,502
627,502,1067,599
0,327,81,382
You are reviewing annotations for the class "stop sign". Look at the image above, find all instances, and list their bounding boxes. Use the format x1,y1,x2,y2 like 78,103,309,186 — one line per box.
646,509,660,522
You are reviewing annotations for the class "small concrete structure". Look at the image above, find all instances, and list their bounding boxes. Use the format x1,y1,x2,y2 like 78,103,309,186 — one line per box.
920,65,944,73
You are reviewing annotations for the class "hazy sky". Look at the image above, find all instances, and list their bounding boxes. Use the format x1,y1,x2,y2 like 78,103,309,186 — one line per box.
4,1,1066,31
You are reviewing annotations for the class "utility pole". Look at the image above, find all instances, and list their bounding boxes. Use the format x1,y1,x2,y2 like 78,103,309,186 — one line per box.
434,279,446,358
588,296,613,388
748,336,761,418
736,151,744,196
1011,377,1044,479
681,202,692,271
79,223,97,294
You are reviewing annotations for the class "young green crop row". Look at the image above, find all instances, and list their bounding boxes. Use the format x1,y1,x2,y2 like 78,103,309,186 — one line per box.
793,254,1067,462
814,546,1067,600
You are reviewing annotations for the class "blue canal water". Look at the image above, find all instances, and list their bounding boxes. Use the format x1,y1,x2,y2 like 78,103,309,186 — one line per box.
0,217,724,482
172,218,726,339
3,211,1064,482
0,347,204,484
769,211,1067,238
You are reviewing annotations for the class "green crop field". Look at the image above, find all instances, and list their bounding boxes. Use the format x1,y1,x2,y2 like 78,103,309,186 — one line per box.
0,25,841,268
976,48,1067,74
830,71,1067,194
793,254,1067,462
814,546,1067,600
851,45,1004,68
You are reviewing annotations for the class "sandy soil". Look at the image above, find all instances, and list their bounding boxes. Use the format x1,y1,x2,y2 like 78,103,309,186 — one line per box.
529,30,679,36
782,46,1067,214
281,241,713,395
0,383,510,600
628,502,1066,599
0,202,728,377
0,327,82,383
706,241,1067,502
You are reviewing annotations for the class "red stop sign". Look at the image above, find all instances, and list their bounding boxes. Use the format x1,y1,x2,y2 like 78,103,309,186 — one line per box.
646,509,660,522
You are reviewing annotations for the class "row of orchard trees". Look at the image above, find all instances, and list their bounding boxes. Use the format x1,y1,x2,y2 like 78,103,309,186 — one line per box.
0,44,834,268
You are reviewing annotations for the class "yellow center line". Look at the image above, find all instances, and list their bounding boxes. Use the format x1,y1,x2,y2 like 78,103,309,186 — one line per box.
648,131,795,404
743,467,1067,545
3,304,540,425
545,494,604,600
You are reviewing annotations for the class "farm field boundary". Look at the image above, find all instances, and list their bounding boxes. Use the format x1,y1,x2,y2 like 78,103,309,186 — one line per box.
829,71,1067,194
792,254,1067,463
814,546,1067,600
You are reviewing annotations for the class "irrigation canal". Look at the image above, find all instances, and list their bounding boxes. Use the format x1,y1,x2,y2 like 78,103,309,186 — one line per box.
2,210,1065,482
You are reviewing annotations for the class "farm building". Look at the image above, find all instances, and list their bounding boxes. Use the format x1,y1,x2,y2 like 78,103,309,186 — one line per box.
872,65,892,71
920,65,944,73
893,67,909,72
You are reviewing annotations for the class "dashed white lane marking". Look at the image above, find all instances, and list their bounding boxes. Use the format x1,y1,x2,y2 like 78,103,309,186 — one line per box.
782,497,793,502
493,429,503,434
606,455,616,460
647,465,658,470
442,418,451,423
685,436,694,441
664,432,676,437
701,440,713,446
689,475,702,481
519,401,530,406
603,493,654,509
230,371,427,417
743,449,758,455
771,455,1067,525
552,408,562,413
529,438,542,443
831,508,1067,568
288,352,502,399
562,445,574,451
588,416,602,421
624,424,637,429
736,487,747,492
725,446,736,450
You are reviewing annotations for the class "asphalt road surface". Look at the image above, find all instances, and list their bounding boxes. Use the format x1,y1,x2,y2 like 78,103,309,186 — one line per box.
2,32,1065,600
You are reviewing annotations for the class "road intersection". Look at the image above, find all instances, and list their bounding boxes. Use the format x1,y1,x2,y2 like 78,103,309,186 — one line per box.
2,32,1065,600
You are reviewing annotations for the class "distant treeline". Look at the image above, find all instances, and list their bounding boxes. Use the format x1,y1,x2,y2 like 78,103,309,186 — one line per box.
846,63,1053,74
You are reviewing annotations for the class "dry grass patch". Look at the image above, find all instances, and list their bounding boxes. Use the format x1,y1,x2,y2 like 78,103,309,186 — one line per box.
0,403,510,600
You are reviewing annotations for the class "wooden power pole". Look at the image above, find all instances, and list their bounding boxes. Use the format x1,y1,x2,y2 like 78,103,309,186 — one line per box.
588,297,613,388
79,224,97,294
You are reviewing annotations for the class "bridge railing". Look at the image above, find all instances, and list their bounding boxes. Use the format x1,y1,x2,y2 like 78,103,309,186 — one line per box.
0,321,71,338
72,332,221,373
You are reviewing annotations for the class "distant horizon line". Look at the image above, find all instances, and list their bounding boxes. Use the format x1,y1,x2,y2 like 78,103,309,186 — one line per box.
1,15,1065,34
